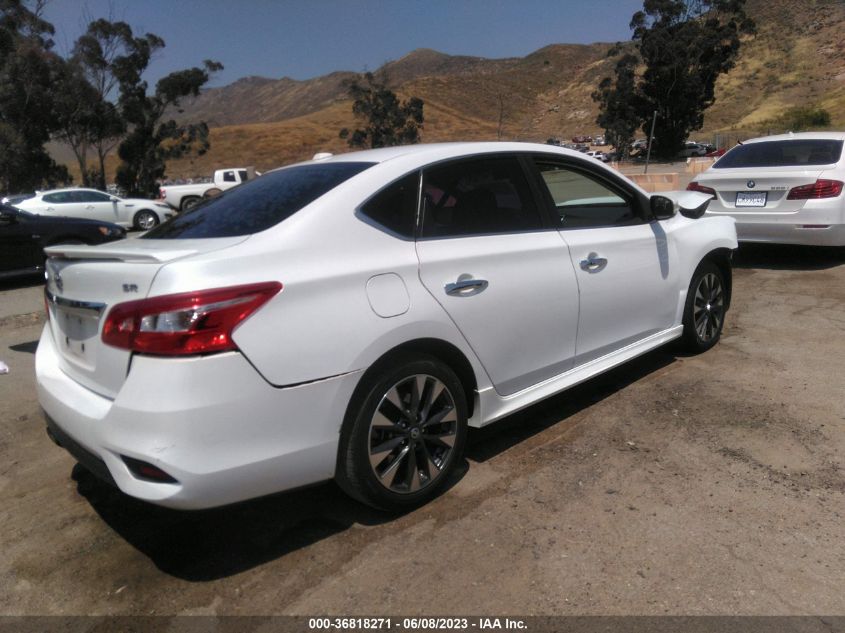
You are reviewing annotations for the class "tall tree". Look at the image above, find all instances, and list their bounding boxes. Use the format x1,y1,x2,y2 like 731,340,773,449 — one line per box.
596,0,755,160
0,0,69,192
339,72,423,148
69,19,134,189
592,52,640,160
112,27,221,197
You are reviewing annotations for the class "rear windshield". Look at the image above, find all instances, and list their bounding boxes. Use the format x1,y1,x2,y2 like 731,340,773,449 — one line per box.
714,140,843,169
143,162,374,239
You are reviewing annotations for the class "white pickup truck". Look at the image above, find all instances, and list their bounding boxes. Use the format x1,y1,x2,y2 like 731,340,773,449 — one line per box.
158,167,257,211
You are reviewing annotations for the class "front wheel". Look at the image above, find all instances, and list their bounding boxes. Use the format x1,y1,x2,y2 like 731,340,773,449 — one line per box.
681,260,727,353
337,354,468,511
133,210,159,231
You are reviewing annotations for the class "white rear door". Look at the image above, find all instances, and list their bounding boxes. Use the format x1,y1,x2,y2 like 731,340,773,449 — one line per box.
415,155,579,396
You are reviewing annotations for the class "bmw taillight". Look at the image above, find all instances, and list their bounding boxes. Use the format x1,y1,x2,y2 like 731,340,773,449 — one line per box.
686,182,716,197
786,179,844,200
102,282,282,355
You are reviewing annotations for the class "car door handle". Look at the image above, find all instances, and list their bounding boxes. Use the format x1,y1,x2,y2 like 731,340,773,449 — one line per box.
445,277,489,296
85,205,95,210
580,253,608,273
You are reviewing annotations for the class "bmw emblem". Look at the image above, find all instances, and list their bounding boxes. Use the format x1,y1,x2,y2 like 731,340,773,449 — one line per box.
747,180,756,189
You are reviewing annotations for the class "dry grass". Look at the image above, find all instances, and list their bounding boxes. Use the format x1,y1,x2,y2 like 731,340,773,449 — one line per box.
60,0,845,182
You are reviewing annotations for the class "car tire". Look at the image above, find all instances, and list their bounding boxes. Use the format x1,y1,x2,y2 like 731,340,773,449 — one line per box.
681,260,727,353
203,188,222,199
133,210,159,231
337,353,468,512
181,197,201,211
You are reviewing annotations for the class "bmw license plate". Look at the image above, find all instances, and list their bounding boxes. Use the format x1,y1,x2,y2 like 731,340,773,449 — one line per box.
735,191,767,207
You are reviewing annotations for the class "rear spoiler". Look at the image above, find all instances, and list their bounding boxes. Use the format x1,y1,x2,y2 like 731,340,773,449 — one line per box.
44,243,198,263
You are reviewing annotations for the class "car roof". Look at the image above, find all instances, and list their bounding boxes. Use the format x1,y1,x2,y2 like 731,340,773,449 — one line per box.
742,131,845,144
36,187,104,195
300,141,593,167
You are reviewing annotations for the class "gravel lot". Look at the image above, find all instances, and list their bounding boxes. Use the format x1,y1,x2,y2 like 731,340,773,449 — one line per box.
0,243,843,616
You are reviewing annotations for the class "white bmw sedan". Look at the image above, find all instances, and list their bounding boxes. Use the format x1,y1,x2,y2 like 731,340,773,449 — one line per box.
690,132,845,246
36,142,736,511
16,188,173,231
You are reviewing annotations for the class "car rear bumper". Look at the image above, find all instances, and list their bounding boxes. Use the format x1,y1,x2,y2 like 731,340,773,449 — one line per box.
705,202,845,246
36,324,361,509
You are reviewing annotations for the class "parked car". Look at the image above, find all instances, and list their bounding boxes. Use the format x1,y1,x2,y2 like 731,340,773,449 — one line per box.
592,135,606,146
689,132,845,246
158,167,257,211
15,188,172,231
37,142,736,512
0,204,125,279
677,142,708,158
585,150,609,162
571,135,592,144
705,148,727,158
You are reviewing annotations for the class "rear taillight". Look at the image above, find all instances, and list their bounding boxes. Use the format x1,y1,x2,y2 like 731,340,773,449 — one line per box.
786,179,844,200
102,282,282,355
686,182,716,197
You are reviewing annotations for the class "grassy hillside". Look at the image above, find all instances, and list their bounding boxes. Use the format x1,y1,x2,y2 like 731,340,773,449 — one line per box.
69,0,845,181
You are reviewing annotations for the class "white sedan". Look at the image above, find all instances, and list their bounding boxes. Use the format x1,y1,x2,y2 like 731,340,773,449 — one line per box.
36,142,736,511
690,132,845,246
16,188,173,231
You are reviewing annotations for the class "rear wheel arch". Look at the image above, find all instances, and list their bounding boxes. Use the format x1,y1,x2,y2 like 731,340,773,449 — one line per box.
348,338,479,420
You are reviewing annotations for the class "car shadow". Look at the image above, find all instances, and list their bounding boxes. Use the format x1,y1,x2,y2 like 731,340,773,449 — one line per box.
466,347,677,462
733,243,844,271
9,340,38,354
73,466,397,582
73,346,677,582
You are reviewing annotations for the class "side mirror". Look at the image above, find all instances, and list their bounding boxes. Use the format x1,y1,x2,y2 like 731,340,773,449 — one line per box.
650,195,675,220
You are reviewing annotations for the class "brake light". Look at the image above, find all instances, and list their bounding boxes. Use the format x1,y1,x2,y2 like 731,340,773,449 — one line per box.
786,179,843,200
102,282,282,355
686,182,716,197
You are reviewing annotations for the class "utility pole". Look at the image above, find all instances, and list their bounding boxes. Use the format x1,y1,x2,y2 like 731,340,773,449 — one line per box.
644,110,657,174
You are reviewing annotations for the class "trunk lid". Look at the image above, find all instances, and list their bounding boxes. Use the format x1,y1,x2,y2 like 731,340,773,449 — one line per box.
698,167,826,214
43,237,248,398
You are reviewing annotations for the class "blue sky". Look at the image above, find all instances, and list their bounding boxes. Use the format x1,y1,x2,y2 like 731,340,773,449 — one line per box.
44,0,644,88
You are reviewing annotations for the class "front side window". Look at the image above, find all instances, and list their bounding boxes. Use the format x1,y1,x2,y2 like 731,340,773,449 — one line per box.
714,140,844,169
143,162,374,239
421,156,543,238
359,172,418,238
222,171,237,182
535,161,638,229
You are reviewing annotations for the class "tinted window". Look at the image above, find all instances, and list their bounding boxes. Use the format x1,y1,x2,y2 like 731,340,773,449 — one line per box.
359,172,418,238
536,161,638,229
714,140,844,168
222,171,236,182
421,157,542,237
238,170,249,182
77,190,111,202
43,192,71,204
143,162,374,239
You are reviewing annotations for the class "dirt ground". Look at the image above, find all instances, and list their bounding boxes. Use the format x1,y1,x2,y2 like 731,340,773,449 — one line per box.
0,243,843,616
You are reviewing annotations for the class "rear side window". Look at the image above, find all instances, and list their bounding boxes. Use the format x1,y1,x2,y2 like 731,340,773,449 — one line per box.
714,140,844,168
359,172,418,238
222,171,236,182
43,192,71,204
238,170,249,182
421,156,543,238
143,162,374,239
